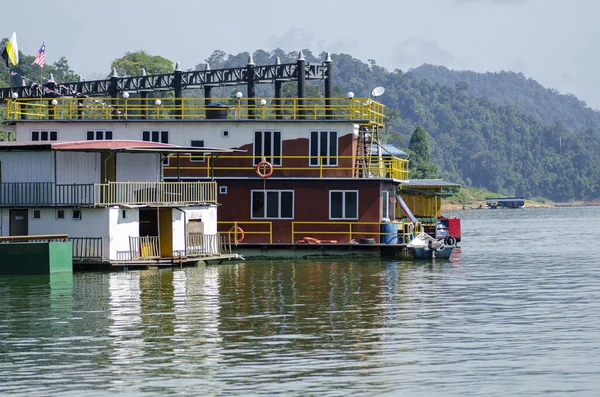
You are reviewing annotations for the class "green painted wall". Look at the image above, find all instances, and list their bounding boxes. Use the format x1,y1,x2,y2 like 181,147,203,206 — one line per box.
0,242,73,275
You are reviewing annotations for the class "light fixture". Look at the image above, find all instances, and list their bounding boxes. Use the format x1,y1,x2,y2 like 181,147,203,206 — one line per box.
235,91,243,98
347,92,355,99
122,91,130,99
11,92,18,99
260,99,267,106
51,99,58,106
155,99,162,106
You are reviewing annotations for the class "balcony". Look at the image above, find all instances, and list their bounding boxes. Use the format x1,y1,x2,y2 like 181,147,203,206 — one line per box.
4,96,385,127
0,181,217,207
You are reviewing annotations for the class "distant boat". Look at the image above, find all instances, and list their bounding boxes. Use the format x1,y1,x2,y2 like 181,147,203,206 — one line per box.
485,197,525,209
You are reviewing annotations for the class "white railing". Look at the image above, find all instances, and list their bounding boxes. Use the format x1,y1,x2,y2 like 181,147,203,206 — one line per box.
70,237,104,260
129,236,160,259
94,181,217,206
187,234,222,256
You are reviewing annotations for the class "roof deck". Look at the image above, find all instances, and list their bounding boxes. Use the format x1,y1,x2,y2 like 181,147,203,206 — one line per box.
4,96,385,127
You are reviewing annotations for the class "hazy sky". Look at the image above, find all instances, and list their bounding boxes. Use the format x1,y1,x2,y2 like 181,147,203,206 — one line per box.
4,0,600,108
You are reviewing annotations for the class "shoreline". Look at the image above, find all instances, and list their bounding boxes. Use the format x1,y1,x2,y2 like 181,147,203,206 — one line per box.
441,200,600,211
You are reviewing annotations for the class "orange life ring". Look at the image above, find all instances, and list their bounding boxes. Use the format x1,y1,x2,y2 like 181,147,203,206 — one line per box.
228,225,245,243
256,160,274,178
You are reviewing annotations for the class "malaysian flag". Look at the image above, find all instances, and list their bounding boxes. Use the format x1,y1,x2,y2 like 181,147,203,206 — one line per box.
32,42,45,68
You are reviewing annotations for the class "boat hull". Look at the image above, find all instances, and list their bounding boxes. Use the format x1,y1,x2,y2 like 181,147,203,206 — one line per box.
408,246,454,260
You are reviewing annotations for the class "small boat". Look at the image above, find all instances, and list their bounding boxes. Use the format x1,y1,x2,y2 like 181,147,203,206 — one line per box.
407,233,454,260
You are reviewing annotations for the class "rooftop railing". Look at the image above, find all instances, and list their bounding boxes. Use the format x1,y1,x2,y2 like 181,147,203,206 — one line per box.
165,154,409,181
0,181,217,207
4,97,385,127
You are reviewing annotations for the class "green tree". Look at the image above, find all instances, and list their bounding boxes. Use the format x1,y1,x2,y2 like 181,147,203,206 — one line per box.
408,126,439,179
110,51,173,77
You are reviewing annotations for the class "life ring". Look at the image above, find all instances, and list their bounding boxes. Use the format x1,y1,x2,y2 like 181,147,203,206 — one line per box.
256,161,273,178
444,236,456,246
228,225,244,243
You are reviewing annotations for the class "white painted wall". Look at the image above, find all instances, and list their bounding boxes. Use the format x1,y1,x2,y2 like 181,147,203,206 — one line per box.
172,208,185,253
116,153,161,182
108,207,139,260
185,206,217,234
0,151,53,182
18,207,110,238
14,120,356,149
55,152,100,184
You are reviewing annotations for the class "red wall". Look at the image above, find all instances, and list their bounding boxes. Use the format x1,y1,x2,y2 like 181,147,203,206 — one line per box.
217,179,383,243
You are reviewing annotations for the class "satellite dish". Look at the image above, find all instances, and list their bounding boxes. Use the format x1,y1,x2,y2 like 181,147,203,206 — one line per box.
371,86,385,98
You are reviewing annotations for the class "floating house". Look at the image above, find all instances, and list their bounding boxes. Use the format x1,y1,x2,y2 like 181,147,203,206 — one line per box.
0,139,238,268
485,197,525,209
1,52,460,260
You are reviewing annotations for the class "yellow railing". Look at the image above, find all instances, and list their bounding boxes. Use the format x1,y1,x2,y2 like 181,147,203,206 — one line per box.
4,97,385,127
93,181,217,206
166,155,409,180
217,221,273,244
292,221,409,243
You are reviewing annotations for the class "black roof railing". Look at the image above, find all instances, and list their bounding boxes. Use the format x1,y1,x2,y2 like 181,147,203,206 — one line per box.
0,52,334,113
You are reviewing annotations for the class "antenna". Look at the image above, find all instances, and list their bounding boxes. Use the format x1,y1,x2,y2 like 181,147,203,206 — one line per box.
371,86,385,98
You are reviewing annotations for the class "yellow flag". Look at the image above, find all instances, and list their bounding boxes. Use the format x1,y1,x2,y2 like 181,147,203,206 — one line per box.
2,31,19,67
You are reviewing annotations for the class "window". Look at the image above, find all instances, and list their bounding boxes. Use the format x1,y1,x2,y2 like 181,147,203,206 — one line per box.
251,190,293,219
190,140,205,162
87,130,113,140
33,210,41,219
310,131,338,166
382,191,390,221
222,130,230,138
72,209,82,220
143,130,169,143
330,190,358,220
31,130,58,141
56,210,65,219
143,130,169,164
254,130,281,166
219,186,228,194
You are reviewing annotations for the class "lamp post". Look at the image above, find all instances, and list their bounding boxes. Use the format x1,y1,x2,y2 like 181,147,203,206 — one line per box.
155,99,162,119
122,92,129,119
49,98,58,120
11,92,18,118
235,92,243,119
260,99,267,119
347,92,355,120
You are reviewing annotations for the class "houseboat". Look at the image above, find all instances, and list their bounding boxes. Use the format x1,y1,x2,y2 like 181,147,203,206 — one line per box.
485,197,525,209
0,139,240,269
1,52,460,261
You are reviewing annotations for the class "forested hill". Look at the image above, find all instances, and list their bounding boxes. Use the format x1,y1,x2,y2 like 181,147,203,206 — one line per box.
409,64,600,134
321,53,600,202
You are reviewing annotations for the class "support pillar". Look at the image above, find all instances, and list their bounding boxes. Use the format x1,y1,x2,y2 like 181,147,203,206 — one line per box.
109,68,118,120
174,62,183,119
297,51,306,119
247,55,256,119
274,57,283,120
324,52,333,118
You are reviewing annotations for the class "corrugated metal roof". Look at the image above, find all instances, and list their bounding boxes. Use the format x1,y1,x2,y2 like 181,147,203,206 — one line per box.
401,179,461,188
370,144,408,158
0,140,238,154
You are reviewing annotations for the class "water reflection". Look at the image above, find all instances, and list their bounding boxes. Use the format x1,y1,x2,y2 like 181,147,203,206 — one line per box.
2,207,600,395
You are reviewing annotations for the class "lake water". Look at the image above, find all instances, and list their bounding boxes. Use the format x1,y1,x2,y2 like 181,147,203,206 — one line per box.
1,206,600,396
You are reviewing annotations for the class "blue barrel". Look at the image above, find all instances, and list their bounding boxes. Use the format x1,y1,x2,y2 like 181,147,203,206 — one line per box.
380,223,398,244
